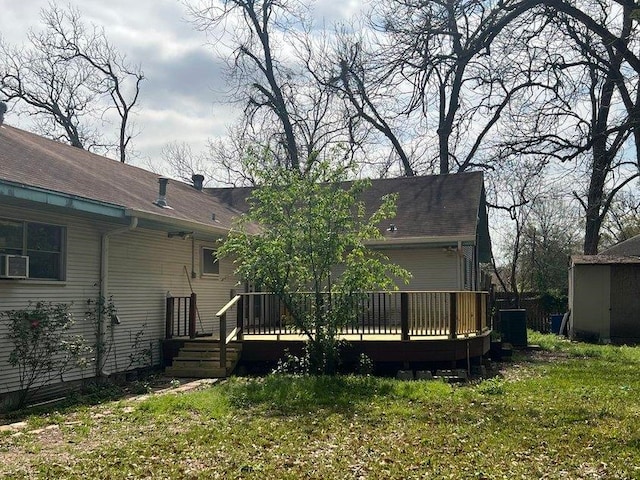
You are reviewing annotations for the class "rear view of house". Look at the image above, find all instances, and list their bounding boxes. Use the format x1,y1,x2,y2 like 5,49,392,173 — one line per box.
1,124,492,403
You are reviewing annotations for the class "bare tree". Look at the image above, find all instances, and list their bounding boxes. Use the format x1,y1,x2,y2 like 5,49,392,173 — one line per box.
600,189,640,248
492,2,640,254
187,0,308,172
160,141,217,186
0,3,144,162
186,0,374,177
0,31,102,149
370,0,548,174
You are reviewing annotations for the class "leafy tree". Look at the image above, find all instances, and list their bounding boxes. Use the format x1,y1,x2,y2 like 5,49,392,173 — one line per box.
219,158,410,373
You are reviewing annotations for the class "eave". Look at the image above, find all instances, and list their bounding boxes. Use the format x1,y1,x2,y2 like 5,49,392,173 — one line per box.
0,179,126,219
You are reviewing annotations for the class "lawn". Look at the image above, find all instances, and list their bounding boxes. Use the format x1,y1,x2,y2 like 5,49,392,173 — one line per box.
1,333,640,479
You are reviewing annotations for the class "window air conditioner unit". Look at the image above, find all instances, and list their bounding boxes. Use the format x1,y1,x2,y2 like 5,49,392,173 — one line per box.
0,255,29,279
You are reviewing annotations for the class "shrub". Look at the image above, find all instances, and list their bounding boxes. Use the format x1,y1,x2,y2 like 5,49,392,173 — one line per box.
2,301,90,408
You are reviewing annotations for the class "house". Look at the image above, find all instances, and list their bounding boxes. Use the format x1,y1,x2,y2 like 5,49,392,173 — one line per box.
569,236,640,344
0,124,491,401
207,173,492,292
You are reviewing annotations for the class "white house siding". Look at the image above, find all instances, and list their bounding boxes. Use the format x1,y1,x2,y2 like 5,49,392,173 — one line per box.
569,264,611,342
103,229,239,375
382,247,462,291
0,205,240,396
0,204,105,395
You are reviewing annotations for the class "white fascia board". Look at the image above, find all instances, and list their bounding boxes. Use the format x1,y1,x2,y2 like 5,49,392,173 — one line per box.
365,235,476,248
125,208,231,237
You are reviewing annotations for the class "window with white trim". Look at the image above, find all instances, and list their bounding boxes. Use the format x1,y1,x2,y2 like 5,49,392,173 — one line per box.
201,247,219,276
0,218,66,280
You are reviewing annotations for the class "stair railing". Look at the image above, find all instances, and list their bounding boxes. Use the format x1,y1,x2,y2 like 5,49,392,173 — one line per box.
216,295,242,370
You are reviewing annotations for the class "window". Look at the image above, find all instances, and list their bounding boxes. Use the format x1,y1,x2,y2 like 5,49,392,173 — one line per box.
202,247,219,275
0,218,65,280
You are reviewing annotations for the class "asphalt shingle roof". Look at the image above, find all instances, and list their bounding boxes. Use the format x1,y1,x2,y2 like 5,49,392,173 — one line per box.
208,172,488,241
600,235,640,257
1,125,489,251
0,125,244,233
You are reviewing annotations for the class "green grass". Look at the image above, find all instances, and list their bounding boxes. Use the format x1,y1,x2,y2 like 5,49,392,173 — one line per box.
2,334,640,479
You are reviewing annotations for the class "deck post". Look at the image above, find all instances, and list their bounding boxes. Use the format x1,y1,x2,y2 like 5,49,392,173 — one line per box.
476,293,483,333
189,293,197,339
220,312,227,370
165,296,174,339
401,292,409,341
449,292,457,339
237,294,244,341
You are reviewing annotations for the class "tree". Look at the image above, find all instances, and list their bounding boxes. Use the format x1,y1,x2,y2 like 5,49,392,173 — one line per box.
490,0,640,254
187,0,309,172
600,189,640,248
517,198,581,293
161,141,218,187
321,30,417,176
368,0,548,175
186,0,382,178
218,158,410,373
0,3,144,162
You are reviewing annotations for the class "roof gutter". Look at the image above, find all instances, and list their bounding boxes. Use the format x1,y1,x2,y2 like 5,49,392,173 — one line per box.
0,179,126,218
365,235,476,248
125,208,230,237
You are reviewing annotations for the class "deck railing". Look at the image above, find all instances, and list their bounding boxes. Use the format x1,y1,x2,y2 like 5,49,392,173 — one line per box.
165,293,197,339
235,291,489,340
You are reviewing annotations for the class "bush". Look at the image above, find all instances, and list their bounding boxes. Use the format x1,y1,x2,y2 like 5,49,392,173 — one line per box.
2,301,90,408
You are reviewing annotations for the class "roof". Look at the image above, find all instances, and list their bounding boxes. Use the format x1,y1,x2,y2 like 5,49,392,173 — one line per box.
572,255,640,265
1,125,491,259
208,172,492,260
0,124,247,235
600,234,640,257
571,235,640,265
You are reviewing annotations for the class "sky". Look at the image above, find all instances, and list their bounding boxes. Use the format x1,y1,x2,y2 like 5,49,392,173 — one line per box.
0,0,362,177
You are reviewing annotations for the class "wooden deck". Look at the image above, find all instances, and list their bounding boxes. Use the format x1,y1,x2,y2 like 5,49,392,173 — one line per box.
163,291,492,374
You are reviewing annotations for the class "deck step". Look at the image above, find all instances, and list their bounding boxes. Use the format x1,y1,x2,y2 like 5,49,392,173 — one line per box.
182,340,242,350
174,351,240,361
181,342,242,353
165,341,242,378
165,365,228,378
172,359,236,369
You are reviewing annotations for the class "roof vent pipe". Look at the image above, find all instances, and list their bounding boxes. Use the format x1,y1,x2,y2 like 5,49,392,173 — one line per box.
0,102,6,126
192,174,204,191
154,177,169,208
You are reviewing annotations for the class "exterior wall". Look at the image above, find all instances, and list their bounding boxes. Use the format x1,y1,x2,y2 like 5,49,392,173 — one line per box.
103,229,238,374
383,247,463,291
569,264,611,342
0,204,104,395
609,264,640,344
0,203,239,396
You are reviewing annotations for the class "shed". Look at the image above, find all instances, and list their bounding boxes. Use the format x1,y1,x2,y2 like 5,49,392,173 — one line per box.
569,236,640,344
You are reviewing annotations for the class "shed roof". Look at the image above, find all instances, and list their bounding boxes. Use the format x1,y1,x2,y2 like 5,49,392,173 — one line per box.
572,255,640,265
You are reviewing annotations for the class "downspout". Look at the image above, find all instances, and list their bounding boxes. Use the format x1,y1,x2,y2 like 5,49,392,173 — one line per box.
97,216,138,376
